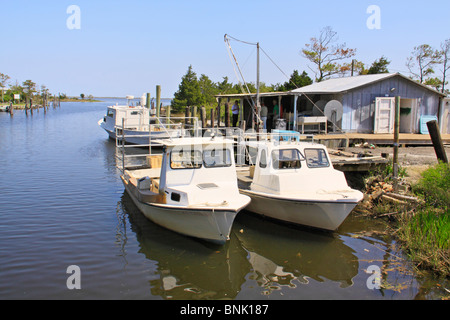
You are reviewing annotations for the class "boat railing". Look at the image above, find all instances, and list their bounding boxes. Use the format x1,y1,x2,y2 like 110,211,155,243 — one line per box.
115,115,202,173
234,130,315,167
242,130,314,143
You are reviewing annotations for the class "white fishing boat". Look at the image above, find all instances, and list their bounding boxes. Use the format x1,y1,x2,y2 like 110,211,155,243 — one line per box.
237,134,363,231
121,137,251,244
0,105,10,112
98,100,186,146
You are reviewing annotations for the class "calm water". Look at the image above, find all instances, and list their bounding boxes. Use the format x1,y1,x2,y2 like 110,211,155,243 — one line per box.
0,101,448,300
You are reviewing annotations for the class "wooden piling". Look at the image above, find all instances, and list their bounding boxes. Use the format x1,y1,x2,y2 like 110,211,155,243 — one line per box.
191,106,197,126
185,106,191,129
393,96,400,191
156,85,161,118
9,102,13,116
427,120,448,163
200,106,206,129
217,102,221,128
210,108,215,128
224,103,230,127
146,93,151,109
166,105,171,124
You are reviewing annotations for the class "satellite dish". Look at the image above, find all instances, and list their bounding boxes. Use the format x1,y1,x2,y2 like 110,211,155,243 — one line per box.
324,100,343,132
312,100,327,116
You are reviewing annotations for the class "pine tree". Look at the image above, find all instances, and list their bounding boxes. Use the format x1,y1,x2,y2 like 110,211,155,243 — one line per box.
171,65,205,112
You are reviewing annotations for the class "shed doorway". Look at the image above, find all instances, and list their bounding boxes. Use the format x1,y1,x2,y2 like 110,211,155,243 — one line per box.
373,97,420,134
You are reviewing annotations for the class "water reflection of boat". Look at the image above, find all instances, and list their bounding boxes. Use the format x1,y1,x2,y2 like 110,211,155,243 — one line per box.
120,192,250,300
233,213,359,290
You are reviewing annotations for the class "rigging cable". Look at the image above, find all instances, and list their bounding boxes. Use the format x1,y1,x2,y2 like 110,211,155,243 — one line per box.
259,45,343,132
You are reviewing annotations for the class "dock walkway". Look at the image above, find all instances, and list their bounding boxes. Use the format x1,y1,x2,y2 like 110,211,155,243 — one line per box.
313,133,450,147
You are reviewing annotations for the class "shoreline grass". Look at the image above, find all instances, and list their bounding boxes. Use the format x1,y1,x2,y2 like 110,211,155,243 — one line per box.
359,161,449,278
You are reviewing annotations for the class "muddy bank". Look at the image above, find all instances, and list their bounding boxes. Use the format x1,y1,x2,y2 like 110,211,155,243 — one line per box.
344,145,450,184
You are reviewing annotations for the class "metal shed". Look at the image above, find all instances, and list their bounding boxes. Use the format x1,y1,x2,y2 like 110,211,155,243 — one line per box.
290,73,447,134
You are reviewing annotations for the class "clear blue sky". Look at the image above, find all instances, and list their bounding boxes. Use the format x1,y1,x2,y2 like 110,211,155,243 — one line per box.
1,0,449,98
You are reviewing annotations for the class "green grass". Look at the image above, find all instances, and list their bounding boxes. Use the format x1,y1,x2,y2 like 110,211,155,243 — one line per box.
396,163,450,277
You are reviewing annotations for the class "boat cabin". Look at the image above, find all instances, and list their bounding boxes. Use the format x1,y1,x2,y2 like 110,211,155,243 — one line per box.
127,137,241,207
247,140,350,195
159,137,240,206
103,105,150,131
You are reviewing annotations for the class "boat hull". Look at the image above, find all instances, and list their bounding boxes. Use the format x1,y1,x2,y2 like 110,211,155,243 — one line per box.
239,189,361,231
123,179,245,244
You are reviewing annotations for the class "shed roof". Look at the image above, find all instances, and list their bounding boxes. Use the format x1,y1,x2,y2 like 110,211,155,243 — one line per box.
289,73,446,97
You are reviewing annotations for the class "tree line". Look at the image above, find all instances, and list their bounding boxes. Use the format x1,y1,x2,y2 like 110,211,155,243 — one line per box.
172,26,449,113
0,76,55,104
0,74,94,104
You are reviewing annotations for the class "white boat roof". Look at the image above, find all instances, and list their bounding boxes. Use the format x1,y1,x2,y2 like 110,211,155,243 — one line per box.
155,137,235,147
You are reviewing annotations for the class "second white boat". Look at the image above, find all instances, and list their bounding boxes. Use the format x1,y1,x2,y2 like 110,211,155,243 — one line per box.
237,136,363,231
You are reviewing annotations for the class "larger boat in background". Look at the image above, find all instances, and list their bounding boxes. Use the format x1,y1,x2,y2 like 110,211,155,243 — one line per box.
121,137,251,244
237,133,363,231
98,97,186,146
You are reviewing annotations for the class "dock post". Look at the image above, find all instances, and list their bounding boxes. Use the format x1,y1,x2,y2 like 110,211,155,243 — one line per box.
146,93,151,109
191,106,197,126
9,102,13,116
166,105,171,125
393,96,400,191
217,101,221,128
224,102,230,127
200,106,206,130
30,99,33,116
185,106,190,129
427,120,448,163
156,85,161,118
210,108,215,129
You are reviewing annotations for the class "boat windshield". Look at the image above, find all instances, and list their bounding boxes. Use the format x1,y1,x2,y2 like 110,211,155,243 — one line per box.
304,148,330,168
170,149,203,169
203,148,232,168
272,149,302,169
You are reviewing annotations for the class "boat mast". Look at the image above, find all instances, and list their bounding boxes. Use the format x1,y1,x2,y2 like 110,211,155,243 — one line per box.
224,34,262,131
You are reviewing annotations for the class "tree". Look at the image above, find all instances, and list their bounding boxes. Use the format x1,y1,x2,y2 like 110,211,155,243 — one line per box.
301,26,356,82
171,65,205,112
0,73,10,102
424,77,444,92
22,80,37,99
367,56,391,74
277,70,313,91
439,39,450,94
216,77,237,95
80,93,85,99
198,74,217,107
406,44,441,84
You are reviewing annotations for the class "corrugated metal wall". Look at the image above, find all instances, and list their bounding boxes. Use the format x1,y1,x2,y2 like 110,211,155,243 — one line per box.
341,76,441,133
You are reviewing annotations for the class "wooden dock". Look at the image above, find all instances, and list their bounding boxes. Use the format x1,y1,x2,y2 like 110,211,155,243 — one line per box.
313,133,450,148
327,149,388,172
